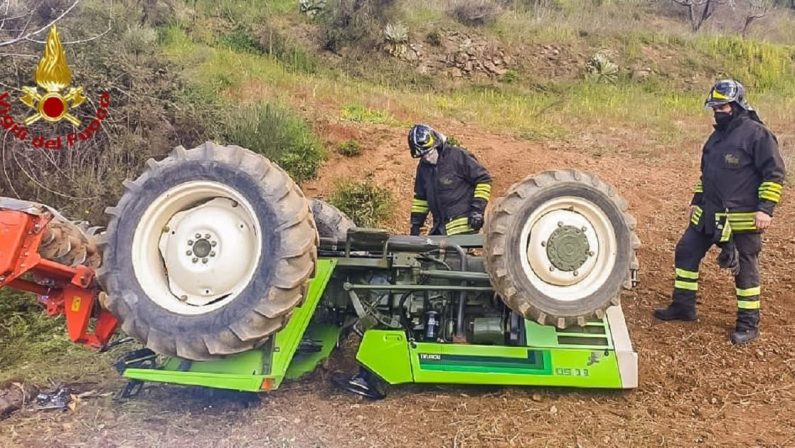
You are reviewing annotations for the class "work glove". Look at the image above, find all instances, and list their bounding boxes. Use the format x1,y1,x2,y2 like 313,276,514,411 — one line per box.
410,225,421,236
717,240,741,277
468,211,484,232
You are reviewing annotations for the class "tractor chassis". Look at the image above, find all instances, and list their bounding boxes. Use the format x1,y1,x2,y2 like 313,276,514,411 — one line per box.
117,248,638,395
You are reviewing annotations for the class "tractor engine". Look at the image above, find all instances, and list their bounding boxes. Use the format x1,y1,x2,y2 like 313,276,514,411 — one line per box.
318,230,523,347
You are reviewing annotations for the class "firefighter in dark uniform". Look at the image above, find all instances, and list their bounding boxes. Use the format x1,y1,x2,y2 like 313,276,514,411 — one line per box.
407,124,492,236
654,80,786,345
332,124,493,399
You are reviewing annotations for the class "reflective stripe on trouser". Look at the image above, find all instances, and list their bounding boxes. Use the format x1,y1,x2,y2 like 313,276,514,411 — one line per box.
672,227,713,307
445,216,473,235
673,228,763,312
734,233,762,330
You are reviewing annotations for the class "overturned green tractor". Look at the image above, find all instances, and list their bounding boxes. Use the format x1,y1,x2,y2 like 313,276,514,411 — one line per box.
58,142,642,395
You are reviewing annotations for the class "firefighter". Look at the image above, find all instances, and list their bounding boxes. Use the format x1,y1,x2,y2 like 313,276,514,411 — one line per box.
653,79,786,345
407,124,492,236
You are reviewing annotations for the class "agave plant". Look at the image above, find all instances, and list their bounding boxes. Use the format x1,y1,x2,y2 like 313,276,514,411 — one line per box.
585,52,619,84
299,0,327,17
384,22,409,57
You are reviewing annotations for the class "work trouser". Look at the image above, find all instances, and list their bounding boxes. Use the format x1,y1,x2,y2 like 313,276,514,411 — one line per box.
672,227,762,329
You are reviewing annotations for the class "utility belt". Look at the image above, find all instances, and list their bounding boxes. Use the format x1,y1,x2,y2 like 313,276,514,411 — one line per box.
691,206,758,239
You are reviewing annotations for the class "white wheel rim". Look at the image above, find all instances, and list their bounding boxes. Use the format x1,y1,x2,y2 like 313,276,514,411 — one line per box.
131,181,262,315
518,196,617,303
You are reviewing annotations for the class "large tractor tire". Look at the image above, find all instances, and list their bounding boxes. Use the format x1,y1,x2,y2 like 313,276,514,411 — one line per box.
310,198,356,240
97,142,318,360
484,170,639,329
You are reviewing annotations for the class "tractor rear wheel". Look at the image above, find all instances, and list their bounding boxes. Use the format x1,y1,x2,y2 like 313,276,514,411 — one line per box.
310,199,355,240
484,170,639,328
97,142,318,360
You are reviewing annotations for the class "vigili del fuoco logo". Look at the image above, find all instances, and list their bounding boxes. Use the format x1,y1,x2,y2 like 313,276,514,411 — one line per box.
0,25,110,150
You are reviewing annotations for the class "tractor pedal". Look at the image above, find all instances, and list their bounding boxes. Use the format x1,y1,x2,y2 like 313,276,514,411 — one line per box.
113,348,157,374
115,380,144,400
331,370,386,400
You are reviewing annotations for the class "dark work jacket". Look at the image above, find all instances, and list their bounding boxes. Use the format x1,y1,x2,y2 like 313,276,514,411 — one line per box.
690,112,785,233
411,144,492,235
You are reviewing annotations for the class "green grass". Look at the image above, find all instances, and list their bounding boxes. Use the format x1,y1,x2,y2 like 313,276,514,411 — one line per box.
340,104,398,125
0,290,121,384
221,103,327,184
157,3,795,165
693,35,795,92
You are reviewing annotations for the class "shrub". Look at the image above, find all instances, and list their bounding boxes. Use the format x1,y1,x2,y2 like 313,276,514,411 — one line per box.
321,0,398,52
446,135,464,147
499,69,520,83
220,26,264,54
330,178,393,227
426,30,443,46
256,22,318,73
338,140,363,156
122,24,158,58
447,0,501,27
221,104,327,184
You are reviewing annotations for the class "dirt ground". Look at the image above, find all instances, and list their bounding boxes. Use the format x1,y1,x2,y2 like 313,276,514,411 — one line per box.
1,119,794,447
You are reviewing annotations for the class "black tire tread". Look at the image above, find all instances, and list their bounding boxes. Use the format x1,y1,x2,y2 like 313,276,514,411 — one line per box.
97,142,317,360
484,169,639,329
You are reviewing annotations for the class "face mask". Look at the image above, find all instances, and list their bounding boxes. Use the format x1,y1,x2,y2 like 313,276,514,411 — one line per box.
714,111,733,129
421,148,439,165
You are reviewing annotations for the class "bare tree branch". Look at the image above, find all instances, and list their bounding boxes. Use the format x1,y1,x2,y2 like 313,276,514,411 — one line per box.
742,0,773,36
671,0,734,31
24,20,111,45
0,0,81,48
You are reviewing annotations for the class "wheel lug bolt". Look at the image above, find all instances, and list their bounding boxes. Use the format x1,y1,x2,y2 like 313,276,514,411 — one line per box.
541,241,546,247
179,295,188,302
581,226,587,232
573,270,579,276
188,240,194,246
588,251,594,256
205,234,211,239
211,241,217,247
192,258,198,263
195,233,201,239
210,251,216,257
549,266,555,272
202,258,208,264
186,250,192,256
557,221,563,227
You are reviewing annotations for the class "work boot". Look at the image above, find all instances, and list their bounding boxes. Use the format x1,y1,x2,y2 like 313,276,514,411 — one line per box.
731,310,759,345
653,303,696,322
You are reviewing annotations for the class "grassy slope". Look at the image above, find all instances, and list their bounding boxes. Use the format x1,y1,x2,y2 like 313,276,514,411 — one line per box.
165,0,795,157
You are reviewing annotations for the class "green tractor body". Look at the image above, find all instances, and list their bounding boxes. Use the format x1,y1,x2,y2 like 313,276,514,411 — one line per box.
122,233,637,393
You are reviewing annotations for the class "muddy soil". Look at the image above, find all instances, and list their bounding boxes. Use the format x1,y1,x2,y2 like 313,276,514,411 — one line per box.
1,122,794,447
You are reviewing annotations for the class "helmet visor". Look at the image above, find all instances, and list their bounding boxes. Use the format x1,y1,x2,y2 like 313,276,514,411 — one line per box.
705,81,739,108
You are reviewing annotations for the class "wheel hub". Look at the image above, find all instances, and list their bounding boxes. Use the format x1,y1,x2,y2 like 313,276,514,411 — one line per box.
192,238,213,259
524,205,606,292
546,225,590,272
